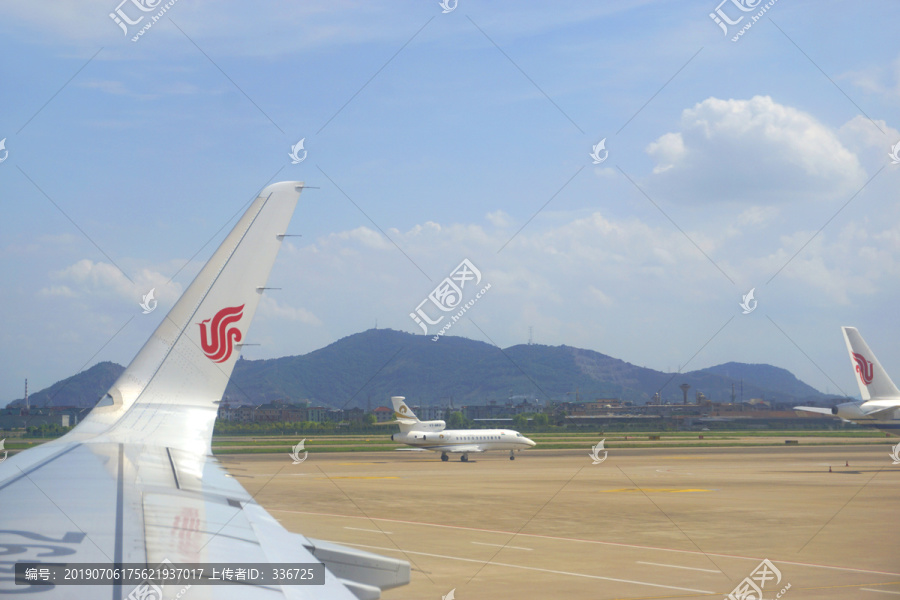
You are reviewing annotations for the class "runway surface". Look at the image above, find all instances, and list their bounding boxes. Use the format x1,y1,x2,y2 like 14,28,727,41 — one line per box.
220,444,900,599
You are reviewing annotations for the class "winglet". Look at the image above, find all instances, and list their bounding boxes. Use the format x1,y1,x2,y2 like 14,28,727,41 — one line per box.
80,182,303,454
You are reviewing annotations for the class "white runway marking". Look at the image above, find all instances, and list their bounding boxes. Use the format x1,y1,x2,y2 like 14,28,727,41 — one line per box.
338,542,715,594
271,508,900,578
861,589,900,595
344,527,393,534
637,561,721,574
472,541,532,551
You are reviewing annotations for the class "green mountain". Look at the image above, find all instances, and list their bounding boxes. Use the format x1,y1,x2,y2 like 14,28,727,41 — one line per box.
8,361,124,410
7,329,831,410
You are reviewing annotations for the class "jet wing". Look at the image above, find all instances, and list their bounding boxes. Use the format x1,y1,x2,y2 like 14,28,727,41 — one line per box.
793,406,834,416
859,405,899,420
376,418,418,426
426,445,485,454
0,182,409,599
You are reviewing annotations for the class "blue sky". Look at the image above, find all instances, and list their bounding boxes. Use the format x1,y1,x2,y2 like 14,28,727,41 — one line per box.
1,0,898,404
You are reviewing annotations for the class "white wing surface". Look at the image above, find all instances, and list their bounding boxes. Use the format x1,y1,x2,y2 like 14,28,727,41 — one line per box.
427,445,485,454
0,182,409,599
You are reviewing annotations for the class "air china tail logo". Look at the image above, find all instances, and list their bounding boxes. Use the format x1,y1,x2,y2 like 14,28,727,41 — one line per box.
852,352,874,385
198,305,244,362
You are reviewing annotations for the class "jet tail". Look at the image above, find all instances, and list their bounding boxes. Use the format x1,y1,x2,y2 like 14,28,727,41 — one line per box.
390,396,420,432
843,327,899,401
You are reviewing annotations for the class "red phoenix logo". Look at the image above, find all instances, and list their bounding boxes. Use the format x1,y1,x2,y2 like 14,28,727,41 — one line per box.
198,305,244,363
851,352,874,385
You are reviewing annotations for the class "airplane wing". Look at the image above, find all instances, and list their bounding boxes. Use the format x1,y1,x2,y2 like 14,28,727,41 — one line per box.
793,406,834,416
0,182,409,599
375,419,417,426
859,405,899,419
425,445,485,454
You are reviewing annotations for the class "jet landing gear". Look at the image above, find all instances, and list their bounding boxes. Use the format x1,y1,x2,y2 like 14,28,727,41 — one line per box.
509,450,516,461
441,452,449,462
460,454,469,462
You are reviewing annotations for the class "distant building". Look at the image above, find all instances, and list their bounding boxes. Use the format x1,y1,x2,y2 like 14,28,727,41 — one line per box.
373,406,393,423
307,406,329,422
255,402,289,422
0,409,74,430
343,407,366,423
412,405,445,421
569,399,622,416
218,401,324,423
462,404,509,420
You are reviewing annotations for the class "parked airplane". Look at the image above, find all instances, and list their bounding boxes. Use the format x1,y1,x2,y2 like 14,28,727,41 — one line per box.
0,182,409,598
388,396,536,461
795,326,900,435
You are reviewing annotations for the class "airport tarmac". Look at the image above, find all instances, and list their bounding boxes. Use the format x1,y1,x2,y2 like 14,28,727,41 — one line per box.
221,444,900,599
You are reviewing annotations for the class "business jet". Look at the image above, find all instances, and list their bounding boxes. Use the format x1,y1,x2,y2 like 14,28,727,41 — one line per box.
388,396,536,462
0,182,409,598
795,326,900,435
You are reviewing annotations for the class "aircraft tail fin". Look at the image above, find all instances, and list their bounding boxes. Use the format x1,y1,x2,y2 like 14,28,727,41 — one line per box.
842,326,900,401
390,396,421,432
81,182,304,453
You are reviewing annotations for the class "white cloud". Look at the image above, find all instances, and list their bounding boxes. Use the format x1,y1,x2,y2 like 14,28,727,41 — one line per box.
486,210,511,228
736,205,780,227
328,226,394,251
43,259,183,308
840,57,900,100
39,285,76,298
647,132,685,174
838,116,900,168
257,296,322,326
645,96,868,203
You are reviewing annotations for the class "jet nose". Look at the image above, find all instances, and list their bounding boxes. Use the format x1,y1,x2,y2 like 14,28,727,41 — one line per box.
526,437,536,447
